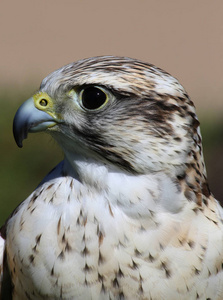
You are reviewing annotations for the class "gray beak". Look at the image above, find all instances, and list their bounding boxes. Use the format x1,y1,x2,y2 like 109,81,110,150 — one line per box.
13,97,56,148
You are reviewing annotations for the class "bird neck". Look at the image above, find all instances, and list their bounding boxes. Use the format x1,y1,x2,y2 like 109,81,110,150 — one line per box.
62,151,189,216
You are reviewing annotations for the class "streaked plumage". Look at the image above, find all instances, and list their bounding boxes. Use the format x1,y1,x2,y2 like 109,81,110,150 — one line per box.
1,56,223,299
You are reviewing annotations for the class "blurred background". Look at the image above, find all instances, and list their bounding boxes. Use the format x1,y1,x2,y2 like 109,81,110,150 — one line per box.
1,0,223,226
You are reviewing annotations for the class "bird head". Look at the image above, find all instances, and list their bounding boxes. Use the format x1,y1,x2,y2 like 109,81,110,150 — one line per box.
13,56,209,200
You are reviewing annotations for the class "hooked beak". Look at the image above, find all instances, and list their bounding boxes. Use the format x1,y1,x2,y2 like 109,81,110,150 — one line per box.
13,97,57,148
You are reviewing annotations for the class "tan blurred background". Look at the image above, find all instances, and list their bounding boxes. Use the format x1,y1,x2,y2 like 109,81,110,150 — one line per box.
0,0,223,225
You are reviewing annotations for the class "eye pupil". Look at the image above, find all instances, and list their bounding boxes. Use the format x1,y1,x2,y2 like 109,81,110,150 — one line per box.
81,87,107,110
39,99,48,107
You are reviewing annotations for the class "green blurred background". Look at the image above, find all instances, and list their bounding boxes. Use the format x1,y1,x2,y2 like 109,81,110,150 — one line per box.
1,0,223,226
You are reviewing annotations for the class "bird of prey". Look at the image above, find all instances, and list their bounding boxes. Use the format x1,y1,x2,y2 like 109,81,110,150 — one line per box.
1,56,223,300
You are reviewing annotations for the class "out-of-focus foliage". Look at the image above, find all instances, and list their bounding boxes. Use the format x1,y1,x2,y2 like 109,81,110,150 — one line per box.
0,89,223,227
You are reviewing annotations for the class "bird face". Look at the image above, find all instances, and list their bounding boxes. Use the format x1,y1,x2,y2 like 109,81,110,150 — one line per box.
13,56,203,177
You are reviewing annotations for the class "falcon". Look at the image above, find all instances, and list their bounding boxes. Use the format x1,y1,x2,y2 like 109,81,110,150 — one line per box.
1,56,223,299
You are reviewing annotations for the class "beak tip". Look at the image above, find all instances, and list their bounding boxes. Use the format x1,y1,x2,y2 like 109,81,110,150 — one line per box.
13,97,34,148
13,123,24,148
13,133,24,148
17,140,23,148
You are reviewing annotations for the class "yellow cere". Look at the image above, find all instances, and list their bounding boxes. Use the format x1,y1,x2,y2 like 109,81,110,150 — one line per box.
33,92,60,120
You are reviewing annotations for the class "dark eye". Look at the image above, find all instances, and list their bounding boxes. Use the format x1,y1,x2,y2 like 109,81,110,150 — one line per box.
81,86,108,110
